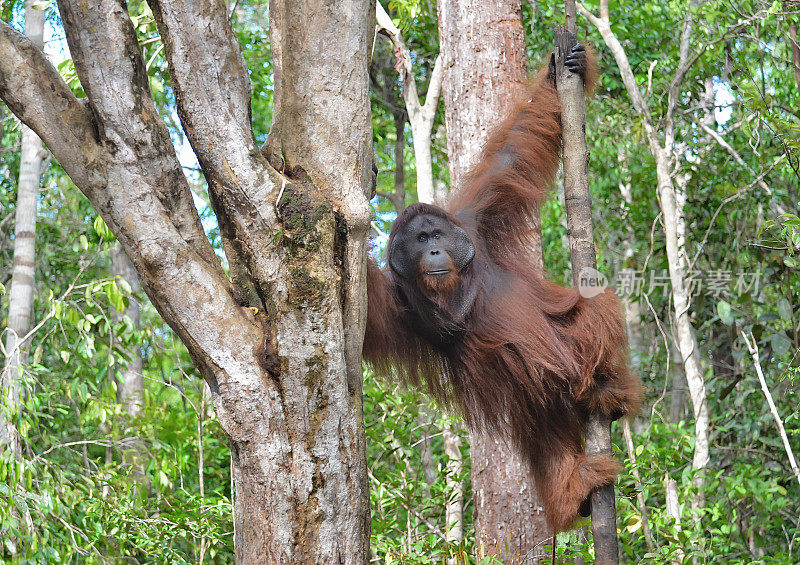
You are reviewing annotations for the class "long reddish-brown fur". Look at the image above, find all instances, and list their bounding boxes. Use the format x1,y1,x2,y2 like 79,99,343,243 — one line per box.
364,50,642,533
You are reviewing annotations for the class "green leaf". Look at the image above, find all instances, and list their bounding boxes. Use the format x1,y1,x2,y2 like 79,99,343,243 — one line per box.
777,298,792,322
771,333,791,357
117,277,132,294
717,300,733,325
785,256,798,268
107,280,126,312
93,215,114,240
625,514,642,533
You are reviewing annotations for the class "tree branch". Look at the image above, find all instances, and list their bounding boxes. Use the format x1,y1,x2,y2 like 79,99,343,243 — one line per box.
422,54,444,121
56,0,218,269
1,9,263,401
665,1,702,149
147,0,264,177
148,0,288,307
376,1,442,203
741,331,800,488
0,19,101,192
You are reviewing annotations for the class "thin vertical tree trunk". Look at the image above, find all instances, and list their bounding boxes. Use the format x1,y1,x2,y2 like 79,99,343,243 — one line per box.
438,1,551,561
789,21,800,93
443,423,464,561
664,473,685,564
669,345,688,423
416,406,437,494
110,244,146,481
392,109,407,213
375,2,443,205
1,0,46,457
555,4,618,560
616,142,645,370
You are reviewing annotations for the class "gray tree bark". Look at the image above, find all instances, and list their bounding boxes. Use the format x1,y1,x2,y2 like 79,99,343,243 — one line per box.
437,0,551,561
555,10,618,561
0,0,373,561
0,0,46,457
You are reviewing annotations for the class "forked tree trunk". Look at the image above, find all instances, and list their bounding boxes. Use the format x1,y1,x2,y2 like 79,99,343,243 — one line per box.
0,0,46,458
0,0,373,561
375,2,444,205
438,0,551,561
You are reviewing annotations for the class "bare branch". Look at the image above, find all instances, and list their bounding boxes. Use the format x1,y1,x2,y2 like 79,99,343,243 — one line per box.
577,3,653,133
741,331,800,488
665,1,701,148
148,0,292,308
375,1,443,203
2,9,262,401
148,0,262,175
422,54,444,121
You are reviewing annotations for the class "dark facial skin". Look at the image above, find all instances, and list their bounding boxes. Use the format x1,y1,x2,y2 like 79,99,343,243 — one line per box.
389,213,475,282
411,215,457,275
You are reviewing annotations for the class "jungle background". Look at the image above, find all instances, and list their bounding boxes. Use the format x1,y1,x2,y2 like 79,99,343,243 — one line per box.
1,0,799,562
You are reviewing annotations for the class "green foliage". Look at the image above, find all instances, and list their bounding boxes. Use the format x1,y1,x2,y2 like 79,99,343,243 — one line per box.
365,369,477,563
0,189,234,561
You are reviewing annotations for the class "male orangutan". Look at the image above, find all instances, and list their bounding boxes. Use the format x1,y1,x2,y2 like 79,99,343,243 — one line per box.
363,44,642,532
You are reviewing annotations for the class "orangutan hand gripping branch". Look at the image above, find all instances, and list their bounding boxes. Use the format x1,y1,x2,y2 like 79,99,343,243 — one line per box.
363,44,643,533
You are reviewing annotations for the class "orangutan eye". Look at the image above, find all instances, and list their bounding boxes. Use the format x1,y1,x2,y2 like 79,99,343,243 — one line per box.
417,234,428,243
433,232,441,239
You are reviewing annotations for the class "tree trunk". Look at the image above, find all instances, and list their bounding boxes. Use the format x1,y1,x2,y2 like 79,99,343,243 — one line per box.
471,433,551,562
789,21,800,94
616,142,645,370
438,1,551,560
375,2,443,205
668,337,688,423
416,405,437,495
443,422,464,560
0,0,373,560
555,15,619,563
392,109,407,213
110,243,146,480
664,473,685,563
0,0,46,457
